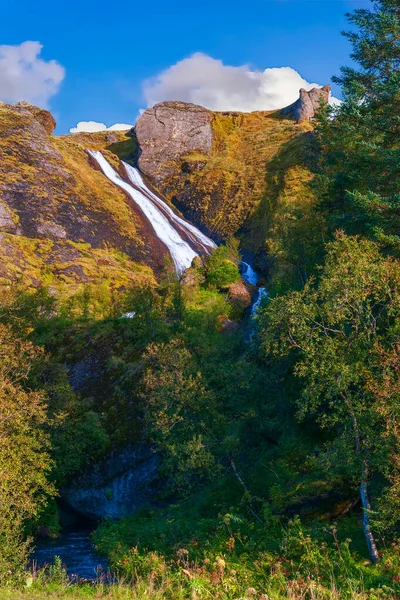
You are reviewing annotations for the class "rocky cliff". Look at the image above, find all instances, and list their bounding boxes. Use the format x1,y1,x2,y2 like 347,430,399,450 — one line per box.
0,102,162,288
62,445,159,520
281,84,331,122
134,88,325,251
0,86,328,288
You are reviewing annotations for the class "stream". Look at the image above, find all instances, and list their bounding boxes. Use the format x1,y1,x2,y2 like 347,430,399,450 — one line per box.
31,525,108,581
240,261,268,314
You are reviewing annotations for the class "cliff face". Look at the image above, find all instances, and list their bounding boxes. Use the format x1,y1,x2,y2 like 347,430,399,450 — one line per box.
0,102,160,288
134,92,322,246
0,86,329,288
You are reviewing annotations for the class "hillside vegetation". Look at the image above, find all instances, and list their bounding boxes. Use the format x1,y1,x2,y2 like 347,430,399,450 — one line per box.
0,0,399,598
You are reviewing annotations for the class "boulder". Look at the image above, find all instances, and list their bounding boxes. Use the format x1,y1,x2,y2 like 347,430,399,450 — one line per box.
62,445,160,520
282,85,331,122
227,281,253,309
135,101,213,185
14,100,56,134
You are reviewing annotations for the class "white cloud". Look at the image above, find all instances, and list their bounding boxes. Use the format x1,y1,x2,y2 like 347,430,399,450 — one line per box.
0,41,65,107
143,53,338,112
70,121,132,134
107,123,133,131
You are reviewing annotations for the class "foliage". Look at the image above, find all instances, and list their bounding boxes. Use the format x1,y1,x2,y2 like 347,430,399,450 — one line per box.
204,241,241,289
0,323,55,584
92,502,400,599
141,340,222,488
260,233,400,558
315,0,400,249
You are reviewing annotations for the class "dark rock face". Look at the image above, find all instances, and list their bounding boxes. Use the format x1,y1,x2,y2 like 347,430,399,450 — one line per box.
135,101,213,185
282,85,331,122
62,445,160,520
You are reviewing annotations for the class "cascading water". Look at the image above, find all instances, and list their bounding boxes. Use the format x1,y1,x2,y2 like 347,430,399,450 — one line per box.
240,261,259,286
240,261,268,332
124,164,216,255
251,287,269,316
87,151,216,275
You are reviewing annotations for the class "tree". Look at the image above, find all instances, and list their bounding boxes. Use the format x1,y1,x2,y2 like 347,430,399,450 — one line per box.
0,324,54,583
260,233,400,563
141,339,223,490
315,0,400,248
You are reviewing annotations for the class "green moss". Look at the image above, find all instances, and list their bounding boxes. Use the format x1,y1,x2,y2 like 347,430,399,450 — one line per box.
161,110,314,245
106,133,138,165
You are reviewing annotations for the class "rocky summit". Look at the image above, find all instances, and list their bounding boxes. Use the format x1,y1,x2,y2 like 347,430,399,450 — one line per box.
136,101,213,186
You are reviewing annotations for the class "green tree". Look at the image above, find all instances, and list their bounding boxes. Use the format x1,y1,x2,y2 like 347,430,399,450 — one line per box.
141,339,224,490
0,324,54,583
315,0,400,247
260,233,400,563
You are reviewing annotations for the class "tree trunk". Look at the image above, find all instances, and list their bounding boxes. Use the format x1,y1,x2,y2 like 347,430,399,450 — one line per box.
360,462,380,564
341,393,380,563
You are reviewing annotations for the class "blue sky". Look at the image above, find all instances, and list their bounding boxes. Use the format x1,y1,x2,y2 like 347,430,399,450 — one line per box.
0,0,371,134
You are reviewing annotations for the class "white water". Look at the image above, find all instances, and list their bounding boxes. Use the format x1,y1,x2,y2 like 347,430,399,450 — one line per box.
240,261,268,318
125,164,216,255
251,287,269,316
88,151,215,275
120,311,136,319
240,261,259,286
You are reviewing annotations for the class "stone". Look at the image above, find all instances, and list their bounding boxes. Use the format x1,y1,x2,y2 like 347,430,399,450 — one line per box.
37,222,67,239
14,101,56,134
135,101,213,185
282,85,331,122
62,445,160,520
227,281,253,309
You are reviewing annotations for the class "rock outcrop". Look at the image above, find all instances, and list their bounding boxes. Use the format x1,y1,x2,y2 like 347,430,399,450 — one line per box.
133,102,315,243
13,100,57,134
282,85,331,122
135,101,213,186
62,445,160,520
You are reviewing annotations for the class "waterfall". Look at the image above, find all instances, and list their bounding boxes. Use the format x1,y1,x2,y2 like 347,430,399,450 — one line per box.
124,164,216,255
240,261,268,321
88,151,215,275
251,287,269,316
240,261,259,286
